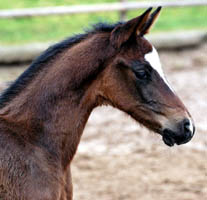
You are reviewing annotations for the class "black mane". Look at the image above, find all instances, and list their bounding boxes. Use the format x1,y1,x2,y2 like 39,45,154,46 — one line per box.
0,22,120,108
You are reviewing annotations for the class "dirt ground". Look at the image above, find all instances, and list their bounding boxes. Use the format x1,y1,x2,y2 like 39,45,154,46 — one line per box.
0,44,206,200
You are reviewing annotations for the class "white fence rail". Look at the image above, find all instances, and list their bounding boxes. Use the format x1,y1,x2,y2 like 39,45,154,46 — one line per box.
0,0,207,19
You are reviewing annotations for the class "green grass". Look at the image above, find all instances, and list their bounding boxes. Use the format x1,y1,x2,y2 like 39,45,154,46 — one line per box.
0,0,206,45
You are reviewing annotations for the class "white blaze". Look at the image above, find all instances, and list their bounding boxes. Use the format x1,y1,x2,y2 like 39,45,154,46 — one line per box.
144,46,173,91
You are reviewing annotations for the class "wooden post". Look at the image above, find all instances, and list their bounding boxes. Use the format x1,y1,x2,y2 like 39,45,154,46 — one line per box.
120,0,127,21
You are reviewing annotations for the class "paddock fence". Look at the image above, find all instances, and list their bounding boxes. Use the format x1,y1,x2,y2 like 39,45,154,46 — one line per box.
0,0,206,63
0,0,207,20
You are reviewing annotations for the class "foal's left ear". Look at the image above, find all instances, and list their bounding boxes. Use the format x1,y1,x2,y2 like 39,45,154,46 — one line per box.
110,7,152,49
110,7,162,49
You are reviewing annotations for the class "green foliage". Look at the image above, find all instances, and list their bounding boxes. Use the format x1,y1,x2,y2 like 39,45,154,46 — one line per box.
0,0,206,44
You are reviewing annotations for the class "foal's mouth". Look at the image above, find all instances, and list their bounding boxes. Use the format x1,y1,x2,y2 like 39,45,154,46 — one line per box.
161,127,195,147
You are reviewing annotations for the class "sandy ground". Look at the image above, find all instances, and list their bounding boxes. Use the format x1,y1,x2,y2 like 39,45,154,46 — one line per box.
0,44,206,200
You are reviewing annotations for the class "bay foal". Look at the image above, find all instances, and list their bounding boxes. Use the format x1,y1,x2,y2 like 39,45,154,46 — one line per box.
0,7,194,200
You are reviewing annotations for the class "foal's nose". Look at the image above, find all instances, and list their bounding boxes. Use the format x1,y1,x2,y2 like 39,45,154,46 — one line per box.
177,118,195,144
162,117,195,146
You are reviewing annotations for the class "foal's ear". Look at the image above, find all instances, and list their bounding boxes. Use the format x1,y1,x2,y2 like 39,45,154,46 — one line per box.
139,6,162,36
110,7,152,49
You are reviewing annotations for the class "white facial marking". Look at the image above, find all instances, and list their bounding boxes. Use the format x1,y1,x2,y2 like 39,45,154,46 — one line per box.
144,46,173,91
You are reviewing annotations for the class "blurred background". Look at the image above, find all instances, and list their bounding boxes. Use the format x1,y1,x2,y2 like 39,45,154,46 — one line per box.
0,0,206,199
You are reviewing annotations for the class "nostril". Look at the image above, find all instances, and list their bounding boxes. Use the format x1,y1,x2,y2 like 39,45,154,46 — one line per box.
183,120,190,132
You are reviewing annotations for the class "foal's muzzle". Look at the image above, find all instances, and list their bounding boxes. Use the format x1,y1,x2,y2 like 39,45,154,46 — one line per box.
162,118,195,147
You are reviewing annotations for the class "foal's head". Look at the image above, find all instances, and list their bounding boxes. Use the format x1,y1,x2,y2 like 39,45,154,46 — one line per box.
98,7,195,146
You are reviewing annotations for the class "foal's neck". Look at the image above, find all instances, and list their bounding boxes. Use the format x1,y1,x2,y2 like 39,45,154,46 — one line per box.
0,33,112,169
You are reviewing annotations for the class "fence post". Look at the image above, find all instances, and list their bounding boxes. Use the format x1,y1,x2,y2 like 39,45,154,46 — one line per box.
119,0,128,21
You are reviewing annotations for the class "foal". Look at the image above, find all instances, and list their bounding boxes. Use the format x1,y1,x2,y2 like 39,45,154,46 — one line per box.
0,7,194,200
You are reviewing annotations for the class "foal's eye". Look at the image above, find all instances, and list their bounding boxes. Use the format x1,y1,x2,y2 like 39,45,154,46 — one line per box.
135,70,148,79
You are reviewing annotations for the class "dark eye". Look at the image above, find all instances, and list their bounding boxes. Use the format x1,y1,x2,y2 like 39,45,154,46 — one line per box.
135,70,148,79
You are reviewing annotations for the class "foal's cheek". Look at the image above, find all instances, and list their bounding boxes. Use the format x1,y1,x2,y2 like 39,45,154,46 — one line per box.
134,80,152,103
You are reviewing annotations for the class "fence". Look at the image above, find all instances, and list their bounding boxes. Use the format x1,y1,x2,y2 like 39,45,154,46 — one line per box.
0,0,206,19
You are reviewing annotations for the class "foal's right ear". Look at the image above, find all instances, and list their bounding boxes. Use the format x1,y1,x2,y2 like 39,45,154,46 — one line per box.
110,7,152,49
